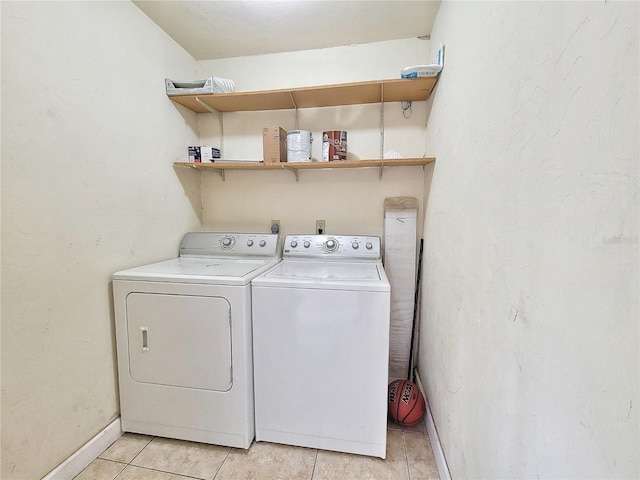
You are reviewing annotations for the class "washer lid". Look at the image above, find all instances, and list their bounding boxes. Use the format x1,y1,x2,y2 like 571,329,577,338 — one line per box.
253,259,390,291
113,257,280,285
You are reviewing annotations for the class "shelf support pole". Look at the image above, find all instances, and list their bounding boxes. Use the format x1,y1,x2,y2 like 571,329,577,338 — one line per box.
219,111,224,157
379,83,385,160
289,92,299,130
195,96,224,157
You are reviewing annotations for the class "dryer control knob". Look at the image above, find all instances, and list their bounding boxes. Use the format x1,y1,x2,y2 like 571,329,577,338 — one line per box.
366,242,373,250
304,241,310,248
352,242,359,249
290,240,298,248
259,240,266,247
222,237,234,248
247,240,254,247
324,239,338,252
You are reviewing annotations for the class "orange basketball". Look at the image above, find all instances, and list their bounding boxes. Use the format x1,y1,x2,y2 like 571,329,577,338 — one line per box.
388,379,426,427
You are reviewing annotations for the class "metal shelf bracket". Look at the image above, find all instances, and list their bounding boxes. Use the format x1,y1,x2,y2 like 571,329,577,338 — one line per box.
283,166,300,182
194,96,219,114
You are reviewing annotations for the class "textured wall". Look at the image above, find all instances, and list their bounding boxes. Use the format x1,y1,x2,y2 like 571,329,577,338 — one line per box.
419,1,638,478
1,3,200,478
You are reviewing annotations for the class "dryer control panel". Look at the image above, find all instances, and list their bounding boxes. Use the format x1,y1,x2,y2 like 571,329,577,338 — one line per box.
283,235,381,260
179,232,280,257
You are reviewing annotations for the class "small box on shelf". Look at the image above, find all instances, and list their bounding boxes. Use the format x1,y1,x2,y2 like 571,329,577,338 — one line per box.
263,127,287,163
202,146,221,162
188,146,220,163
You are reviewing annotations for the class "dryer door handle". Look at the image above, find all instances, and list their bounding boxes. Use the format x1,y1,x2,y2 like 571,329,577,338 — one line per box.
140,326,149,352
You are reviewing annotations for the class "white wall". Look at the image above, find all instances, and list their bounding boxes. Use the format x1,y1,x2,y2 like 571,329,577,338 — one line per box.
1,2,201,478
196,39,434,238
420,2,638,478
197,38,434,90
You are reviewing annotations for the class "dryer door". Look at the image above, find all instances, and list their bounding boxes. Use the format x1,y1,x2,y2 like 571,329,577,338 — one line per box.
126,293,232,391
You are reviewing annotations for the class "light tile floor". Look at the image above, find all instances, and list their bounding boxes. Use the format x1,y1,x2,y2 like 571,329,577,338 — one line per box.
74,420,440,480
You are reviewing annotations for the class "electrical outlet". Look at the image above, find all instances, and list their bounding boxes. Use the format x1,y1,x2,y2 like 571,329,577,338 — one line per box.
271,220,280,234
316,220,325,235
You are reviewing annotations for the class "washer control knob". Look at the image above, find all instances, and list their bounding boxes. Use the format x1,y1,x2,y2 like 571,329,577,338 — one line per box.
222,236,234,248
324,238,338,252
247,240,254,247
366,242,373,250
352,242,359,249
259,240,266,247
290,240,298,248
304,241,310,248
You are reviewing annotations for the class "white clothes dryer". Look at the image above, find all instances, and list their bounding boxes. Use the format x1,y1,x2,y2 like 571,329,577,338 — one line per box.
113,232,280,449
251,234,390,458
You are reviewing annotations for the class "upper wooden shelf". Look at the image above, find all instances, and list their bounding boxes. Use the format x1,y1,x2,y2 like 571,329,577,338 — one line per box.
174,157,435,181
168,77,438,113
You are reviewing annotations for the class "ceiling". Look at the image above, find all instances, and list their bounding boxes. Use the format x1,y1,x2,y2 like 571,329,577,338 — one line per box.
132,1,441,61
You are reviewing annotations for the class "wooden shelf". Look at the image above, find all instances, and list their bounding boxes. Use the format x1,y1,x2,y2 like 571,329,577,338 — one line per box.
169,77,438,113
169,78,439,180
174,157,435,181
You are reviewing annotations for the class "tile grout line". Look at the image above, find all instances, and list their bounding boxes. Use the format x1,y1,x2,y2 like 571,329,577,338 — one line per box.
403,431,413,480
129,435,155,466
211,445,233,479
111,435,157,480
310,448,319,480
117,463,204,480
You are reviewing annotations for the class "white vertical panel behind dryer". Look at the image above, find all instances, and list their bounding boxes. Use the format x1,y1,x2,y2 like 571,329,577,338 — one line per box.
384,197,418,381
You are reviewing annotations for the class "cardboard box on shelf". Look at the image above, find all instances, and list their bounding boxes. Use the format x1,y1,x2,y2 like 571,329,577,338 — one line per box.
263,127,287,163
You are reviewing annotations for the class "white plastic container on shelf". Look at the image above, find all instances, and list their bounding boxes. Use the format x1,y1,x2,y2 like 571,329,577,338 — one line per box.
286,130,312,162
401,44,445,78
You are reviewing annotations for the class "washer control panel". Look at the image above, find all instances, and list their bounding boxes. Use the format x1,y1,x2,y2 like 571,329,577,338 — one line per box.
283,235,381,260
179,232,280,257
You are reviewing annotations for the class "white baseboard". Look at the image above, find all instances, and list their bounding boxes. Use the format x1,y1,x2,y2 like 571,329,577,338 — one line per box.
42,418,122,480
414,369,452,480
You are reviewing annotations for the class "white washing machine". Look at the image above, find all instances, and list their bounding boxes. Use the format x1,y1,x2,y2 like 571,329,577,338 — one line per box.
251,234,390,458
113,232,280,449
